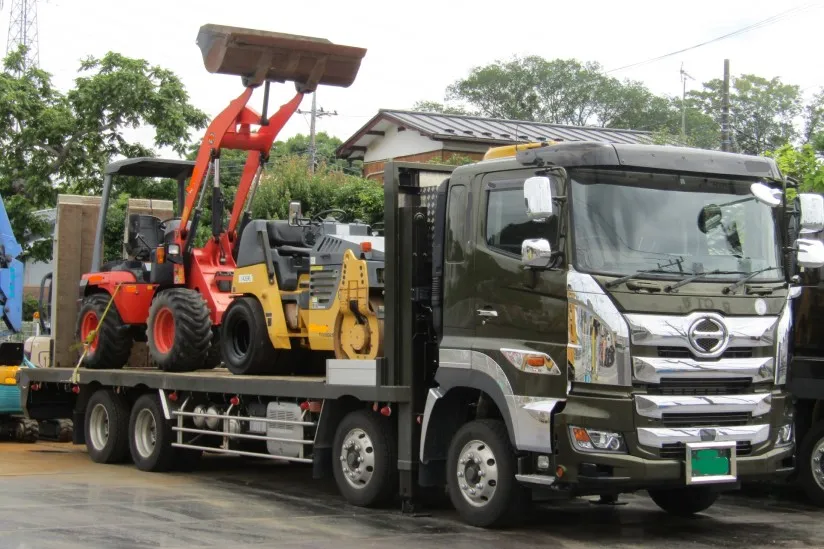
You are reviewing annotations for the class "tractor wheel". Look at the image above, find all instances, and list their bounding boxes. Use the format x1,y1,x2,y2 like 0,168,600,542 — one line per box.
220,297,279,375
147,289,212,372
333,296,384,360
76,293,133,370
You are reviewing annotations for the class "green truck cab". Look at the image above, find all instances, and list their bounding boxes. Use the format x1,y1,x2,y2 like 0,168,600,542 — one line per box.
419,141,822,526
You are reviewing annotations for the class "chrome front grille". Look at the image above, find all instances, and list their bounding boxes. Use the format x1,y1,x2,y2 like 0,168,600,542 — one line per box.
647,378,753,396
659,441,752,459
657,346,754,359
661,412,751,427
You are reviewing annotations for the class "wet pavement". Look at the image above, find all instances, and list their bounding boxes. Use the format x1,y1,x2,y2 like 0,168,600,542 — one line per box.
0,441,822,549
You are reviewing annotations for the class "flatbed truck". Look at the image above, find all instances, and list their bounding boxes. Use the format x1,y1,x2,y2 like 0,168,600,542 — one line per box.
18,142,819,528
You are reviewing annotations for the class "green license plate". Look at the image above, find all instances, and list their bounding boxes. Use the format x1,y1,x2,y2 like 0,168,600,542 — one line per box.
691,449,730,476
686,442,737,485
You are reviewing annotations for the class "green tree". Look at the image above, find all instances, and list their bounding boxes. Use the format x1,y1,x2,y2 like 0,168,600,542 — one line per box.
411,100,474,115
804,88,824,152
252,155,383,225
0,46,208,261
689,74,801,155
767,144,824,193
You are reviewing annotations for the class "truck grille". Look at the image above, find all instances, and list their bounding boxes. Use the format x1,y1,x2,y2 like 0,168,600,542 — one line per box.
645,378,753,396
657,346,753,359
661,412,751,427
659,441,752,459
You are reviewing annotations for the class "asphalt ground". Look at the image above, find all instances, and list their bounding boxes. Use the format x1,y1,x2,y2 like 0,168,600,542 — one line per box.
0,441,821,549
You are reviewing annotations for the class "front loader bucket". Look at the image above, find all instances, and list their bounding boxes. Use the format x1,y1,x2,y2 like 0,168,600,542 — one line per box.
196,24,367,90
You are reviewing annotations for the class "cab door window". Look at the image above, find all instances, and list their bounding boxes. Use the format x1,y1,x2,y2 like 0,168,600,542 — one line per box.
485,185,556,257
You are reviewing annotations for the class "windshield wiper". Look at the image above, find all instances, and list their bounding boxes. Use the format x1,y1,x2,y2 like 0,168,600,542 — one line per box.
604,257,684,289
723,267,781,295
665,270,747,293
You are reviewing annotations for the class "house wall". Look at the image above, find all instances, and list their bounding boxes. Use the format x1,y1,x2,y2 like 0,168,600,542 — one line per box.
363,149,486,181
363,126,442,163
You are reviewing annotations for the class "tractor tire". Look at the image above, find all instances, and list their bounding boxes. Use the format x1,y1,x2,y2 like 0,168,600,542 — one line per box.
76,293,133,370
220,297,279,375
147,289,212,372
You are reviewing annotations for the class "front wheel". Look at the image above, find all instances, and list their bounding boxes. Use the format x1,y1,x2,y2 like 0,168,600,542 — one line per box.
798,420,824,506
220,297,279,375
648,486,719,516
446,419,529,528
147,289,212,372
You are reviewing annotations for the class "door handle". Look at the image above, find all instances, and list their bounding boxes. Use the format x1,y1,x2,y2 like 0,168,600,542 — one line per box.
477,309,498,318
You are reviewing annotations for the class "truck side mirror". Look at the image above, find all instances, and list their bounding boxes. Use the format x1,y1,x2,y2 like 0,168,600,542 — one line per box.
288,201,302,226
796,193,824,234
522,238,552,267
750,182,781,207
524,176,554,219
795,238,824,269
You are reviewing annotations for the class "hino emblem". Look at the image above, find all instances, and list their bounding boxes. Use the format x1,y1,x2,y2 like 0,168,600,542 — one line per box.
699,428,717,441
687,315,729,357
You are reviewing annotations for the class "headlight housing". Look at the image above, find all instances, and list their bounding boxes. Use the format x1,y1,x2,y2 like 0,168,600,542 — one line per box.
775,423,794,447
569,426,627,453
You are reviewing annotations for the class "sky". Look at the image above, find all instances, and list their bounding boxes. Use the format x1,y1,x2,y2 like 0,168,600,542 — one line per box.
6,0,824,158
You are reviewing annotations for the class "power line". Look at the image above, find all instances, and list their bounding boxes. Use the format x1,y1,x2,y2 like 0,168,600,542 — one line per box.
606,3,818,74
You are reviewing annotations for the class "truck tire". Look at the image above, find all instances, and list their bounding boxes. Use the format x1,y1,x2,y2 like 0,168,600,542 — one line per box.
332,409,397,507
220,297,279,375
446,419,529,528
76,293,133,369
147,289,212,372
798,420,824,506
85,389,130,463
128,393,176,472
648,486,719,516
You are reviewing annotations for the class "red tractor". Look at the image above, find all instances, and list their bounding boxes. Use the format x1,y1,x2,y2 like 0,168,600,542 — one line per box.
76,24,366,371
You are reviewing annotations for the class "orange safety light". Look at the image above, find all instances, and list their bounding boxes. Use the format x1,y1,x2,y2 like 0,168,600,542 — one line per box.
360,241,372,253
156,246,166,264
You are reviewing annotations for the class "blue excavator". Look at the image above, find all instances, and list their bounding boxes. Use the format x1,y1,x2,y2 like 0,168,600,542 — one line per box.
0,194,38,442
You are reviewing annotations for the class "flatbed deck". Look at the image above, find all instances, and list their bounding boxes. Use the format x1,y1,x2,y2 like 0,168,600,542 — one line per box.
18,367,411,401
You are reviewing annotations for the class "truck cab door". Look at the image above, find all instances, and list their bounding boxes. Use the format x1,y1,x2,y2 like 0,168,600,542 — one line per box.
471,170,568,400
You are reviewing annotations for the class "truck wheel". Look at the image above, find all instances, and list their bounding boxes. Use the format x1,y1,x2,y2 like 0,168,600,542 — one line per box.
76,293,133,369
85,389,129,463
798,420,824,506
648,486,719,516
128,393,175,472
220,297,279,375
446,419,529,528
332,409,397,507
147,289,212,372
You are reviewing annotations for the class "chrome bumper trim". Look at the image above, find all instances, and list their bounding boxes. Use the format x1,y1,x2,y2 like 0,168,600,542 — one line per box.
637,424,770,448
635,393,771,418
633,356,774,384
515,474,556,486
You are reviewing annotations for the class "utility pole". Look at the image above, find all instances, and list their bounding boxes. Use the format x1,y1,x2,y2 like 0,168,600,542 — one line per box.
680,63,694,140
721,59,731,152
297,91,337,173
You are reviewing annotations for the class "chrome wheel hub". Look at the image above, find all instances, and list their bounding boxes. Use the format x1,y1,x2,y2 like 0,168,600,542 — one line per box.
89,403,110,451
812,437,824,492
134,408,157,459
456,439,498,507
339,428,375,489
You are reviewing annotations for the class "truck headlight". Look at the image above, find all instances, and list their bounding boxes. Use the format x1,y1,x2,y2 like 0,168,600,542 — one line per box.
775,423,794,447
167,244,181,256
569,426,627,453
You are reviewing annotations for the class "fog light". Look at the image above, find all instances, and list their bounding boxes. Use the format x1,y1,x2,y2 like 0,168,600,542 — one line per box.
570,426,627,453
537,455,550,470
776,423,794,447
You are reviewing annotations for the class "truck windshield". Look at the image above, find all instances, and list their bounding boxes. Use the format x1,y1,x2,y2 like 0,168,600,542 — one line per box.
570,169,782,282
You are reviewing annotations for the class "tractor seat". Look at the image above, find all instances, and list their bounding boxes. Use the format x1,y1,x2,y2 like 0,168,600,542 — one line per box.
99,260,150,283
266,220,308,248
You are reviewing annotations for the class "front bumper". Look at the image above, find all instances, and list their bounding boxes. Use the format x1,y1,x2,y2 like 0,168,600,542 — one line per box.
550,392,795,494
